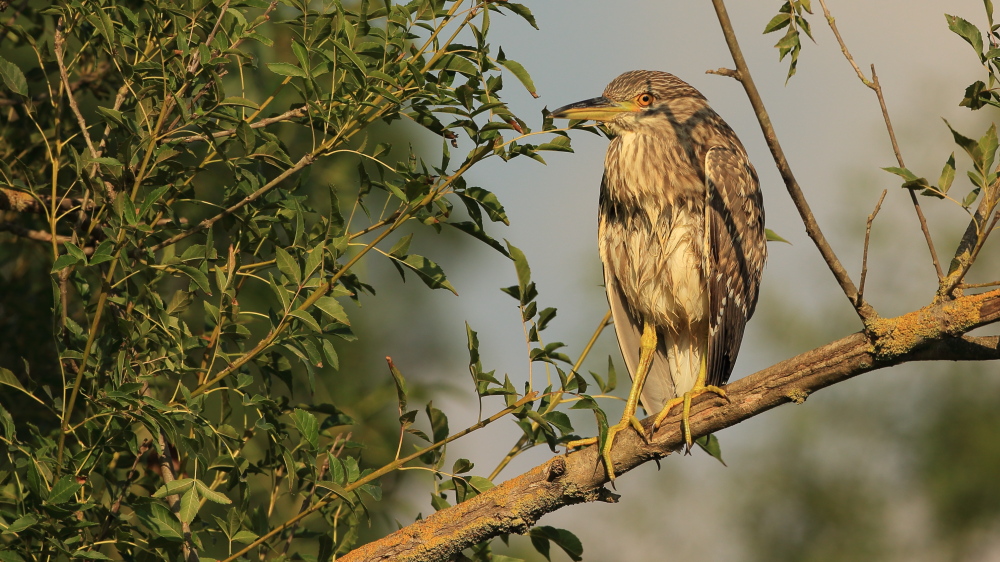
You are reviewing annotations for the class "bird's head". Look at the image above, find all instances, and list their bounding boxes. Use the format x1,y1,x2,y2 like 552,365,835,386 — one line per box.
551,70,707,134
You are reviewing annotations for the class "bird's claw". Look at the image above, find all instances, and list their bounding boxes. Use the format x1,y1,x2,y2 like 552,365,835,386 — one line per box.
652,385,729,451
568,415,646,481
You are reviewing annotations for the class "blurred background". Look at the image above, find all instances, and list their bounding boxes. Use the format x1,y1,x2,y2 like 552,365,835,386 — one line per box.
337,1,1000,560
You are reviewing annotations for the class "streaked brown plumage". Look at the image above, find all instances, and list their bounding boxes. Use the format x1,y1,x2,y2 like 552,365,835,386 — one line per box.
554,70,765,477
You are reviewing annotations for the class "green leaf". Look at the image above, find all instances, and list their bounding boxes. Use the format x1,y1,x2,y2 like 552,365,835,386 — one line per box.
882,166,930,190
943,119,979,161
446,221,510,256
946,14,984,57
152,478,195,498
293,408,319,450
978,122,998,173
499,58,538,98
500,3,538,29
275,246,301,285
452,458,474,474
388,233,413,258
175,265,211,294
0,551,26,562
178,486,199,524
288,309,323,333
939,153,957,194
332,39,368,75
315,480,355,505
134,503,184,541
266,62,308,78
232,530,260,543
194,480,232,504
399,254,458,295
0,367,25,393
529,526,584,561
462,186,509,224
5,514,38,534
431,54,478,76
0,56,28,96
763,13,791,34
314,296,350,325
387,357,408,415
765,228,791,244
695,434,727,466
46,475,82,504
505,241,532,304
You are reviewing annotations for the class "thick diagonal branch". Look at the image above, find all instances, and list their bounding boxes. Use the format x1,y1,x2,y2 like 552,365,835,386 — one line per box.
340,288,1000,562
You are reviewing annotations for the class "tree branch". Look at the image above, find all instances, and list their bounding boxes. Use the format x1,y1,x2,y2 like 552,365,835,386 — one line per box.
708,0,870,319
816,0,943,281
341,288,1000,562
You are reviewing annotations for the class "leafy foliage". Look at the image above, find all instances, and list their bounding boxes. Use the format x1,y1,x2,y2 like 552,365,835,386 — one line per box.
763,0,815,81
0,1,588,559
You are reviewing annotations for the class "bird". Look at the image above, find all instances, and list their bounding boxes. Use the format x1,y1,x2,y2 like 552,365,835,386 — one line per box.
552,70,765,480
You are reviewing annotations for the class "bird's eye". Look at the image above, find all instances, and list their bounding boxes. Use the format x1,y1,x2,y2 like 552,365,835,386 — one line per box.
635,93,655,107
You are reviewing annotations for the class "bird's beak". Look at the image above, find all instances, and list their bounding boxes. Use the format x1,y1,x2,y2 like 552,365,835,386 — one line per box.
551,96,636,122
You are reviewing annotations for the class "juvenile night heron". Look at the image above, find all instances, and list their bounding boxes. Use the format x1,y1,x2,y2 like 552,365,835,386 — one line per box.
553,70,765,479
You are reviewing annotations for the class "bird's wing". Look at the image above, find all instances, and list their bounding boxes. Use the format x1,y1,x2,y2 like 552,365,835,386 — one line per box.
703,145,766,388
604,262,676,415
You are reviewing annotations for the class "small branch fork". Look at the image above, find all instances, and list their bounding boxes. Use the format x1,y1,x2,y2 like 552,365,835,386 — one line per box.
859,189,887,302
708,0,873,320
341,289,1000,562
817,0,944,282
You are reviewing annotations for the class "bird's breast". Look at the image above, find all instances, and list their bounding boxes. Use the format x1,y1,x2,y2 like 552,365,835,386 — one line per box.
599,132,709,332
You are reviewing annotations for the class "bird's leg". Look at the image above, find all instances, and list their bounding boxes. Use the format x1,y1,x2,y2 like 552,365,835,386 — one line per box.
652,351,729,450
568,321,657,481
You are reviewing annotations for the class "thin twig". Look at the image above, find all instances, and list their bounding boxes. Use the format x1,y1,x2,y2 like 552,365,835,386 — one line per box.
871,66,944,280
709,0,870,319
960,280,1000,289
816,0,943,280
172,106,309,144
54,20,111,198
859,189,887,302
0,221,93,250
706,67,741,80
818,0,873,88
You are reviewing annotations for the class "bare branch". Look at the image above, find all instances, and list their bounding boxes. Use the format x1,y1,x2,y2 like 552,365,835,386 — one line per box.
0,221,94,252
871,66,944,281
705,67,741,80
859,189,887,302
709,0,870,319
54,20,111,198
171,106,309,144
818,0,873,88
341,288,1000,562
816,0,943,281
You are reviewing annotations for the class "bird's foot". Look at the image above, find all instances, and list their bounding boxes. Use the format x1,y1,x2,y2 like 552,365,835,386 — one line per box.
566,415,645,481
652,385,729,450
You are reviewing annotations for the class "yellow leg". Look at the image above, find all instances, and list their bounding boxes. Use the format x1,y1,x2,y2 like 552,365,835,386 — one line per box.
652,349,728,450
567,321,658,481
